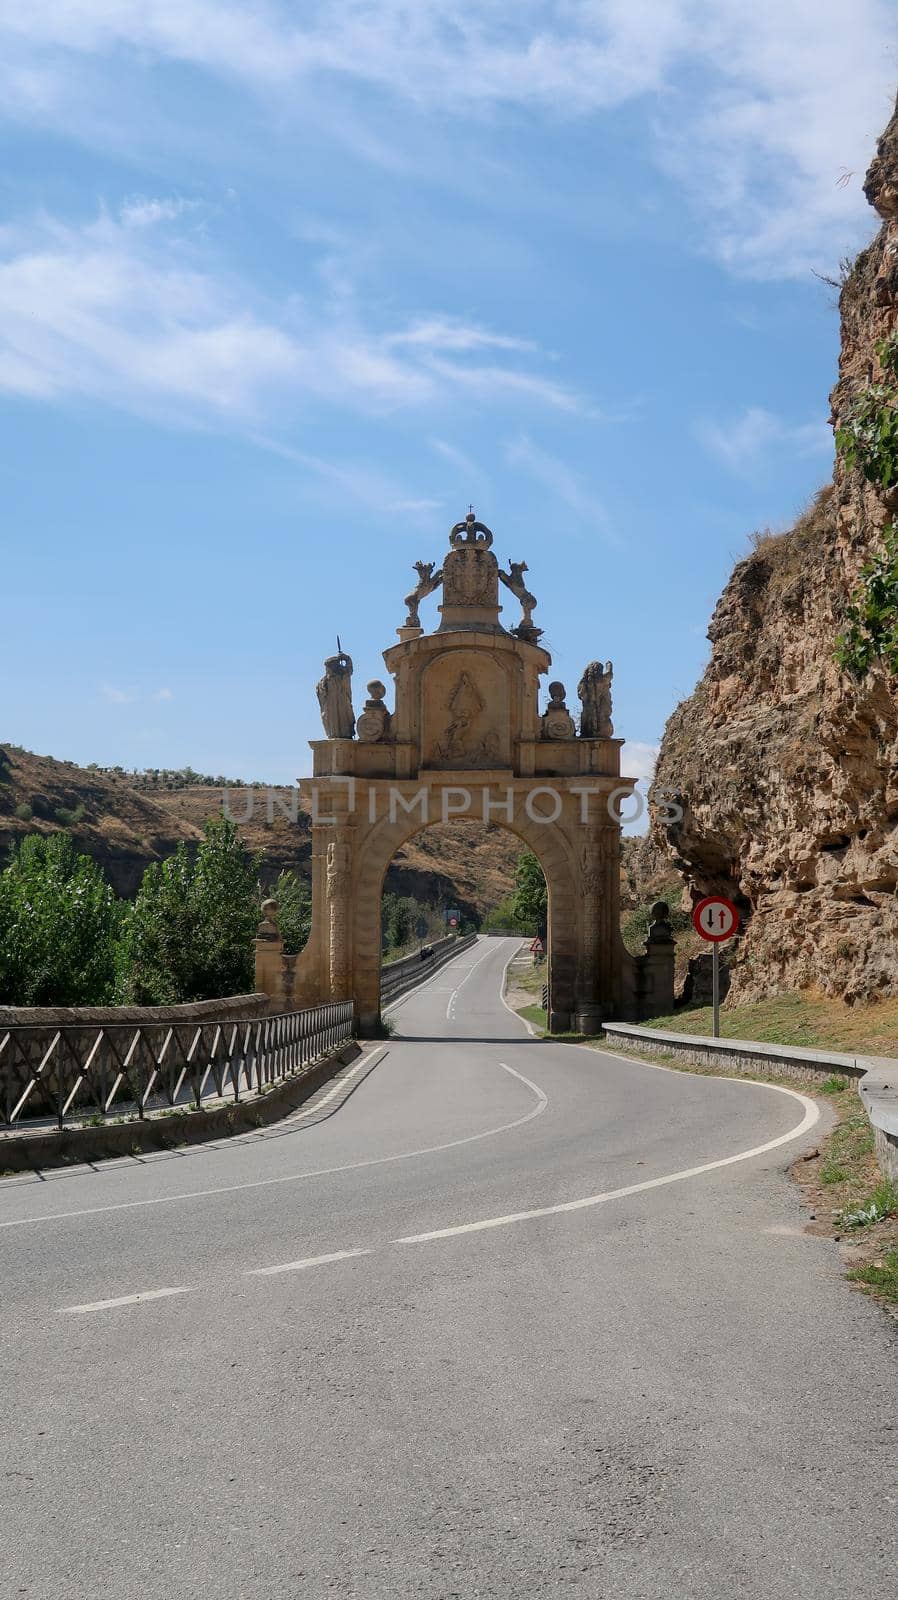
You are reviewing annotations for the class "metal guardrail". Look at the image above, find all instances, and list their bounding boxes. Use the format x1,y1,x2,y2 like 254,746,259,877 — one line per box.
381,933,476,1005
0,1001,354,1131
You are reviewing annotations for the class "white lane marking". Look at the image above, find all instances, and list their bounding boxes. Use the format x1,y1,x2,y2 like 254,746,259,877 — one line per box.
392,1083,819,1244
446,942,497,1020
497,1060,548,1110
282,1048,387,1123
1,1061,548,1230
60,1286,192,1315
382,939,482,1016
246,1248,371,1277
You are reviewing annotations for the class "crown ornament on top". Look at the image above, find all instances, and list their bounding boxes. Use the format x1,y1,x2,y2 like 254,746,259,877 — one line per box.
449,507,493,549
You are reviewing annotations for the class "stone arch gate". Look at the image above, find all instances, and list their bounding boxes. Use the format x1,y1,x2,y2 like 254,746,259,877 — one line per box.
255,512,674,1034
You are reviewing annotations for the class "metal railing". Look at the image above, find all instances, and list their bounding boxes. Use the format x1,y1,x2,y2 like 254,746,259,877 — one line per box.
0,1001,354,1131
381,933,477,1005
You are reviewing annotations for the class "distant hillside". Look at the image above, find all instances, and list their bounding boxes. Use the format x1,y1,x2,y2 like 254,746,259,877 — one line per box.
0,746,518,921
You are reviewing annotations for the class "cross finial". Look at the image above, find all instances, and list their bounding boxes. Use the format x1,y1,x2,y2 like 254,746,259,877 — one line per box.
467,504,475,519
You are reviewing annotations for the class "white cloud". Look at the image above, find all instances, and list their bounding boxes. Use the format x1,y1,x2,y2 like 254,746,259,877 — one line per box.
387,318,536,355
101,683,132,704
620,739,659,835
0,2,894,276
152,686,173,701
697,405,832,474
0,210,587,425
621,740,658,783
119,196,195,229
505,434,607,527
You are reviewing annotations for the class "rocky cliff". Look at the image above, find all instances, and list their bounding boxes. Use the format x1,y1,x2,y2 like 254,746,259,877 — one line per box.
649,91,898,1005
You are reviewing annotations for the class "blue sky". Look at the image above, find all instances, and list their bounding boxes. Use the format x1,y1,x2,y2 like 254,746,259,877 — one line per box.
2,2,896,811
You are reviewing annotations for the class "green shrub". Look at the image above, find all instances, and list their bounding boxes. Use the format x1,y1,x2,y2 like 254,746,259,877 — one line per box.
483,895,525,932
836,334,898,489
835,522,898,679
53,803,86,827
14,802,32,822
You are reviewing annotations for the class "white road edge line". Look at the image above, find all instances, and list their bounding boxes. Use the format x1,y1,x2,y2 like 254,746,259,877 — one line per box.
2,1060,548,1230
282,1048,387,1122
60,1286,192,1315
392,1084,820,1244
246,1248,372,1277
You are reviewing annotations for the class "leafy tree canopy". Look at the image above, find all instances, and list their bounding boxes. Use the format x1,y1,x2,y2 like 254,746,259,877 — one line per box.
0,832,122,1006
116,815,260,1004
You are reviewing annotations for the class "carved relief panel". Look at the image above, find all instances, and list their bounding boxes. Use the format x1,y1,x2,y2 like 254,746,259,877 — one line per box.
420,650,511,768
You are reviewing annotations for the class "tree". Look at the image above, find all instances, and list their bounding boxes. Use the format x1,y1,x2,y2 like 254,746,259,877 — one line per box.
0,833,122,1005
513,851,547,937
381,892,415,953
117,815,260,1004
272,870,312,955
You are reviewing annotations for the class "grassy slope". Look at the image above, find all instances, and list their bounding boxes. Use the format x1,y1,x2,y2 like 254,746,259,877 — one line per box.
643,993,898,1057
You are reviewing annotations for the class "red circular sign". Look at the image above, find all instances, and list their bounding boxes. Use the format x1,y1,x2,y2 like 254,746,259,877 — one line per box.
692,895,739,942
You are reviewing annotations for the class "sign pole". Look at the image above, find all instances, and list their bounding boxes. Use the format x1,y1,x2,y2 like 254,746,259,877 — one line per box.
692,896,739,1040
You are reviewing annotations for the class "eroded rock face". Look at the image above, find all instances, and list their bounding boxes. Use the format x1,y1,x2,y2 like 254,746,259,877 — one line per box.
649,91,898,1005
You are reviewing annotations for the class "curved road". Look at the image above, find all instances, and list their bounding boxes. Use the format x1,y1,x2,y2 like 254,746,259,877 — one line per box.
3,937,896,1598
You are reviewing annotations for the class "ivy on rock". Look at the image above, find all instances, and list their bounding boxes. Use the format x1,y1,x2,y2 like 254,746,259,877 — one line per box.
835,522,898,678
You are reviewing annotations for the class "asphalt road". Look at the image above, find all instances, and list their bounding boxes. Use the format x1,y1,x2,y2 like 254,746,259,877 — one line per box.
3,936,897,1599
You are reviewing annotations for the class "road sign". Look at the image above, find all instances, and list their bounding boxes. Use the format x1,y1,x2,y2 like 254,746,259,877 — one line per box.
691,897,739,1039
448,914,458,928
692,896,739,942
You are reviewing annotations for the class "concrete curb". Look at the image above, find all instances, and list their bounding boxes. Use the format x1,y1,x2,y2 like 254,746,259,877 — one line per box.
0,1041,362,1174
601,1021,898,1183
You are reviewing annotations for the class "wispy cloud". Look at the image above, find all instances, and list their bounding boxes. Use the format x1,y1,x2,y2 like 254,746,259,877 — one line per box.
0,210,590,428
250,433,442,518
119,196,197,229
505,434,608,528
431,437,479,474
101,683,132,704
152,686,173,702
696,406,832,475
387,318,536,355
1,2,893,277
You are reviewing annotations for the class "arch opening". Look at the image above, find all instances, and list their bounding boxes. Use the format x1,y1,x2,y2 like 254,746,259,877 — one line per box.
363,817,570,1036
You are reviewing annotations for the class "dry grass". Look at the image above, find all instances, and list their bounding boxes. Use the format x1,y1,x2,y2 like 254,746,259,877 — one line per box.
745,484,835,578
644,990,898,1058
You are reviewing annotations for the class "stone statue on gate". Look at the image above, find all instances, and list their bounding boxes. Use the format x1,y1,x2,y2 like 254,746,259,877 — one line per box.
577,660,613,738
316,641,356,739
499,560,539,636
403,561,443,629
